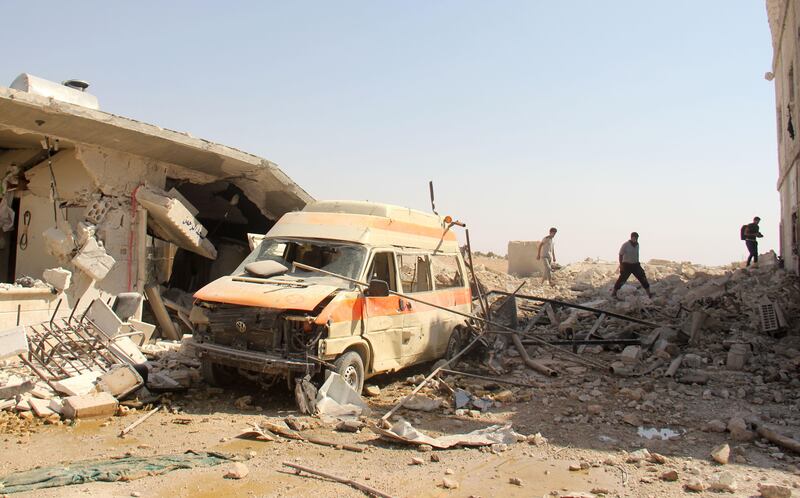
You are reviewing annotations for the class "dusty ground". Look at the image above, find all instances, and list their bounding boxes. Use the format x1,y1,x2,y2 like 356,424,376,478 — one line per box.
1,257,799,498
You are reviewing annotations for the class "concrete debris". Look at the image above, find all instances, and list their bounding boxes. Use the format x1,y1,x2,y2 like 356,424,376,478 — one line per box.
72,237,116,281
707,471,738,493
42,267,71,291
758,483,793,498
223,462,249,479
0,326,28,360
372,420,519,449
43,226,76,262
61,392,119,419
710,443,730,464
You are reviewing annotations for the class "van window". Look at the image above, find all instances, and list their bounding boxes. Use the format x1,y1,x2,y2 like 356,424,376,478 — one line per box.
367,252,398,292
398,254,432,293
235,238,367,287
430,254,464,289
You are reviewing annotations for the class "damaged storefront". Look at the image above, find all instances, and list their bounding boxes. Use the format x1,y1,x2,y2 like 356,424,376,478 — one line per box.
0,74,312,334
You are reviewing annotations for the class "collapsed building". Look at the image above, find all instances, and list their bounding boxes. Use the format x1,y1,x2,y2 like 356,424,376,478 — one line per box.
0,73,312,333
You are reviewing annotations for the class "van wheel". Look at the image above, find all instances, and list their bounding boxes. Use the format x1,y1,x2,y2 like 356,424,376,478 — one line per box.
445,328,465,368
334,351,365,393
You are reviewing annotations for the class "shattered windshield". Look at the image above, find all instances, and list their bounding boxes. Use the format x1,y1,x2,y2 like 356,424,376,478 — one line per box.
234,238,367,288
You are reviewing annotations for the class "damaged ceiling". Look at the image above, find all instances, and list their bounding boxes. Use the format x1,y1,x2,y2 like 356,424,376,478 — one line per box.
0,87,313,220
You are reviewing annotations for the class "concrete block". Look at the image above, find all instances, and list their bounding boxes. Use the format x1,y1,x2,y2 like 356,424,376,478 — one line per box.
0,399,15,411
15,397,31,411
52,370,102,397
620,345,642,364
42,267,72,291
28,397,56,418
97,365,143,398
48,399,63,414
76,221,96,246
0,325,28,360
726,344,751,371
62,392,118,419
507,241,545,276
72,237,116,281
42,226,76,260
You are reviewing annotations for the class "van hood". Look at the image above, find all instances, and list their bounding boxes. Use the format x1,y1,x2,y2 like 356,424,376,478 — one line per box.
193,276,340,311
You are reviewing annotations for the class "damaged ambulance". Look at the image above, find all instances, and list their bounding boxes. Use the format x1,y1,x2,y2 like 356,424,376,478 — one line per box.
188,200,472,392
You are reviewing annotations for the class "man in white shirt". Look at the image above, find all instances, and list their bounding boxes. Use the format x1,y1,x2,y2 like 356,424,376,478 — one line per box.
536,227,557,286
612,232,652,298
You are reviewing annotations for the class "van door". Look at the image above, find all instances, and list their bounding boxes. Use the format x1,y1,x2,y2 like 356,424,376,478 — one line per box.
363,251,404,372
429,254,468,356
397,253,434,365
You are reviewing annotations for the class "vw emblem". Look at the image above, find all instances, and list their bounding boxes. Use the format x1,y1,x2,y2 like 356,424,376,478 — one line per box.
235,320,247,333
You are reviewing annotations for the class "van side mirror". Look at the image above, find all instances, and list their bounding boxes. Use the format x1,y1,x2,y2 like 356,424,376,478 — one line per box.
366,279,390,297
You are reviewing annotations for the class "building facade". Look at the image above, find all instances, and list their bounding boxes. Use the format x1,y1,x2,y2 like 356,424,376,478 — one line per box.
767,0,800,273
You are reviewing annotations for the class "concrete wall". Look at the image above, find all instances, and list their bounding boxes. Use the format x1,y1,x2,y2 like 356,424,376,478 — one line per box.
507,241,545,276
767,0,800,273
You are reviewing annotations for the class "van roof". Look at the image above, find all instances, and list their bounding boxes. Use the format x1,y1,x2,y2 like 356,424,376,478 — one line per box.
266,200,461,252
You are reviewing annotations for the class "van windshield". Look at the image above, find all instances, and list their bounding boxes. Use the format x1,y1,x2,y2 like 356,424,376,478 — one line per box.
234,238,367,288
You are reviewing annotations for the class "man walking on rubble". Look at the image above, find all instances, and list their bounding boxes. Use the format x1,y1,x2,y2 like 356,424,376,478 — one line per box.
536,227,557,286
743,216,764,267
612,232,652,298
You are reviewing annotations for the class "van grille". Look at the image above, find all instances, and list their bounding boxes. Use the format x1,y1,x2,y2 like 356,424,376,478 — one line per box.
206,306,282,352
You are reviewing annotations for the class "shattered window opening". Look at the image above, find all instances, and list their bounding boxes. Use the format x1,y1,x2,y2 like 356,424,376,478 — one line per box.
430,254,465,289
398,253,432,293
235,238,367,288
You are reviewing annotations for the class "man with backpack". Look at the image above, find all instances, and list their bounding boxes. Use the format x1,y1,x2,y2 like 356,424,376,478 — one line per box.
741,217,764,266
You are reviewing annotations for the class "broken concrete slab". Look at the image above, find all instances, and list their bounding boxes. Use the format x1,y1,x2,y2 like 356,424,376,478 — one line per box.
42,267,71,291
85,299,147,364
71,237,116,281
0,379,35,399
52,371,102,397
136,186,217,259
0,325,28,360
28,397,57,418
62,392,118,419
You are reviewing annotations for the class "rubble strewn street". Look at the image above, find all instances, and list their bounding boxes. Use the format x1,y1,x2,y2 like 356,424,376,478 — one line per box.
1,254,798,497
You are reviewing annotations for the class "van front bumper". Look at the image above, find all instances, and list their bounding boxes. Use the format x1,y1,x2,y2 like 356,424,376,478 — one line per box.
191,340,318,375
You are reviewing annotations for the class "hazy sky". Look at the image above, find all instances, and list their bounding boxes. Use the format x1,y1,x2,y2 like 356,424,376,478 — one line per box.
2,2,779,265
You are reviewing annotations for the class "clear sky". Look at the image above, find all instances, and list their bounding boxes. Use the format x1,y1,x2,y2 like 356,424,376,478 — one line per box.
2,1,779,266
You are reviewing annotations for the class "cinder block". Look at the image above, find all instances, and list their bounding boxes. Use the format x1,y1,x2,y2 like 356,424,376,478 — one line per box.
43,267,72,291
62,392,118,419
72,237,116,281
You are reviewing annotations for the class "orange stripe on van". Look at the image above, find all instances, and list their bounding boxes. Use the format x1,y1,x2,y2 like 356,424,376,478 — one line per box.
279,212,457,242
315,287,471,324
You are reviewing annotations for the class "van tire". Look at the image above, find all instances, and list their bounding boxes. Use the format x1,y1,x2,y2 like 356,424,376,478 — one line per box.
334,351,365,393
444,327,468,368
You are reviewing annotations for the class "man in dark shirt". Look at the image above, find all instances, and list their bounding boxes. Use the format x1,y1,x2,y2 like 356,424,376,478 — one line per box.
744,216,764,267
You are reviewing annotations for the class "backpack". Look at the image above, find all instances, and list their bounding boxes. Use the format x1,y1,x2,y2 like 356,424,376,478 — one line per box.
740,224,748,240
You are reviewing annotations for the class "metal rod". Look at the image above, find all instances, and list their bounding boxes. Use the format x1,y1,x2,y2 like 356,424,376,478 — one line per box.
292,262,611,371
535,339,641,346
489,290,662,328
464,228,490,321
439,368,541,388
